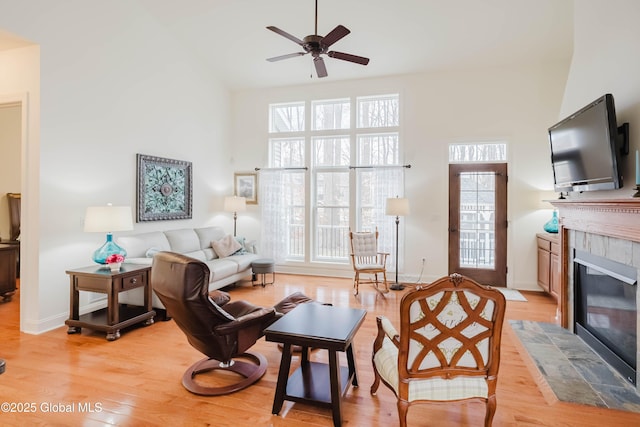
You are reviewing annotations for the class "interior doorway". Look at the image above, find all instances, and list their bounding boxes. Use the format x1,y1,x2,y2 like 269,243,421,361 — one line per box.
0,100,22,329
448,162,508,286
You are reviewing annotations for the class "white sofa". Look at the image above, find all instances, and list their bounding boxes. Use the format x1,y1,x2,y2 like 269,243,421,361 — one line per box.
117,226,260,311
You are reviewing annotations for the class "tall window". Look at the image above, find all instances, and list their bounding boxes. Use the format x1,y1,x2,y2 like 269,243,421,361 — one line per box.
262,94,402,265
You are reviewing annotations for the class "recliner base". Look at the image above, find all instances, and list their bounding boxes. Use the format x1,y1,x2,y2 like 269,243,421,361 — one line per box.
182,352,267,396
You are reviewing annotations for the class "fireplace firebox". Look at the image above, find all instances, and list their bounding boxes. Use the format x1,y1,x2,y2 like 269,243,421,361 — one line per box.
574,250,637,385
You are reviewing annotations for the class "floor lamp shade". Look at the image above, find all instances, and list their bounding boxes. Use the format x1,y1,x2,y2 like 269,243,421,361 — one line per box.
84,205,134,264
386,197,410,217
224,196,246,236
224,196,247,213
386,197,410,290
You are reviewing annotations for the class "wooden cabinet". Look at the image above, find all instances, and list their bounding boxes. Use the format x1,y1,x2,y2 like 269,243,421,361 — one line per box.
65,264,155,341
0,244,18,301
537,233,560,300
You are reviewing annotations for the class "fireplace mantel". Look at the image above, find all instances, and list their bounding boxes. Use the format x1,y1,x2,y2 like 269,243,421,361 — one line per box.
548,198,640,243
547,198,640,328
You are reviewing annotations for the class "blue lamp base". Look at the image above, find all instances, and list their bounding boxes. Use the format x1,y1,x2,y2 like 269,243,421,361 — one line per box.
92,233,127,264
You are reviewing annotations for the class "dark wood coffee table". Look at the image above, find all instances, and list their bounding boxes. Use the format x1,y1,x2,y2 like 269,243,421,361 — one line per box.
264,303,366,427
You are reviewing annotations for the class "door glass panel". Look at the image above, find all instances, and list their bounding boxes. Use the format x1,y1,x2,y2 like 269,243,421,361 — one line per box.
459,171,495,269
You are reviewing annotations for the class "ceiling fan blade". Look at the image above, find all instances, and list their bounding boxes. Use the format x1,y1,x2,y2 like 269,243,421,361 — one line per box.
328,51,370,65
266,52,306,62
314,57,328,78
266,26,304,46
321,25,350,48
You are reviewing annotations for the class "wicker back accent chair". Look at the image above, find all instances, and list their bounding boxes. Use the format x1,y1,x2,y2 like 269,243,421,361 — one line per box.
371,273,507,426
151,251,312,396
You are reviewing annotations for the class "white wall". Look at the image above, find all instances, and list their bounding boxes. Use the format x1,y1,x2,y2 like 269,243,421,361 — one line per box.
560,0,640,198
231,61,570,289
0,104,21,239
0,2,235,333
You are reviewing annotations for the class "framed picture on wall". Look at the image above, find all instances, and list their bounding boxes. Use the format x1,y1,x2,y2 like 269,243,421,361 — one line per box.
136,154,193,221
234,172,258,204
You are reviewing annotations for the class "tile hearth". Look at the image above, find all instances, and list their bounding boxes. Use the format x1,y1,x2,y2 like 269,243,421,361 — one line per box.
510,320,640,413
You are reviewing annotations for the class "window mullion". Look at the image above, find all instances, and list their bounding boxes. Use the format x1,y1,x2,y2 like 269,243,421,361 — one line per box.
305,101,312,264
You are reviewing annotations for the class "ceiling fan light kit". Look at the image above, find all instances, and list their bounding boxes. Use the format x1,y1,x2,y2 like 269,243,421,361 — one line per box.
266,0,370,78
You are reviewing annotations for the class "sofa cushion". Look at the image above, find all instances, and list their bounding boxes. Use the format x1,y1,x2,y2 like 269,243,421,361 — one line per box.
212,235,242,258
145,247,161,258
118,232,171,258
194,227,226,255
183,250,207,262
207,258,240,280
202,247,216,261
164,229,200,254
227,252,260,270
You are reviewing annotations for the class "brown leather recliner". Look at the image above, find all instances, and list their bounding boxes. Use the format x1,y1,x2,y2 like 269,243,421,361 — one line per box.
151,251,310,396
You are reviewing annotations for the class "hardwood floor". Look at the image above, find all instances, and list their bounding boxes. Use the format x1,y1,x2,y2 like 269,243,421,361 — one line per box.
1,274,640,426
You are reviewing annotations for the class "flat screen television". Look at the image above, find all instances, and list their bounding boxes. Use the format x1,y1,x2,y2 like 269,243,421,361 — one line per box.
548,94,627,193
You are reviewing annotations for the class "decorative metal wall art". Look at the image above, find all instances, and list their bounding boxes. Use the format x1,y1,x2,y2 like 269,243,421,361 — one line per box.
136,154,192,221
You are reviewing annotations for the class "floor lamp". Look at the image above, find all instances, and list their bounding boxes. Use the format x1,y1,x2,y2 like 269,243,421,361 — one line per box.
224,196,246,237
386,197,410,291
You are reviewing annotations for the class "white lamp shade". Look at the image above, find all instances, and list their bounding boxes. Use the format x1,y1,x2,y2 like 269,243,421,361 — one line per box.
84,205,134,232
386,197,410,216
224,196,247,213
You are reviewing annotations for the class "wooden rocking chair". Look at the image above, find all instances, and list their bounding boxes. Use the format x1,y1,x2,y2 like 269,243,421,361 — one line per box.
349,228,389,296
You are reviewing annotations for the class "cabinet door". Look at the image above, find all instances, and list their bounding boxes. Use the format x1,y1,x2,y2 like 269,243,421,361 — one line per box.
537,247,550,293
549,252,560,300
0,248,17,294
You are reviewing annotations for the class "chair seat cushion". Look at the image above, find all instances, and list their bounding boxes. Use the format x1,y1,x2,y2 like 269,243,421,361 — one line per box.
373,336,488,402
355,263,384,270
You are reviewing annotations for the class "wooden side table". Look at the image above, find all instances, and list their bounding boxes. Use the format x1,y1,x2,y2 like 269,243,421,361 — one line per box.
265,304,367,427
65,264,155,341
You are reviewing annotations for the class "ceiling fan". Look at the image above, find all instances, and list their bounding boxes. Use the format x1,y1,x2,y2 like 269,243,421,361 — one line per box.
266,0,370,78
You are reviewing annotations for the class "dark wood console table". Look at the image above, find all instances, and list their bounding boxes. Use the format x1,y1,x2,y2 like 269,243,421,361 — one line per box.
65,264,155,341
265,304,366,427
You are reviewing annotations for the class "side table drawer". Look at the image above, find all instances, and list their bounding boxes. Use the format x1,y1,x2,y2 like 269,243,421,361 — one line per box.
121,272,146,291
75,275,109,292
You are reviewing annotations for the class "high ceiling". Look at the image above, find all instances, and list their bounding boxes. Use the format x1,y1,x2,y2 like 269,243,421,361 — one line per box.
0,0,574,91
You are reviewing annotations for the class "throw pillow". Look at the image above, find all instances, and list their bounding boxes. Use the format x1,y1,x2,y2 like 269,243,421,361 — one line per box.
233,236,248,255
145,247,161,258
211,234,242,258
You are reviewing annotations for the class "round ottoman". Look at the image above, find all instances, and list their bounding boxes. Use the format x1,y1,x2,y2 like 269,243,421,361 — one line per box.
252,258,275,287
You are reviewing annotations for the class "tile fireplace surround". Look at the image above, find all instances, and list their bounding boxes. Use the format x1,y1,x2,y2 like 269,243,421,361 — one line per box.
550,198,640,394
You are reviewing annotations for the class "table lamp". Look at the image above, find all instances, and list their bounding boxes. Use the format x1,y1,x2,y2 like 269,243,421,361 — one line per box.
386,197,410,291
84,204,134,264
224,196,246,237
